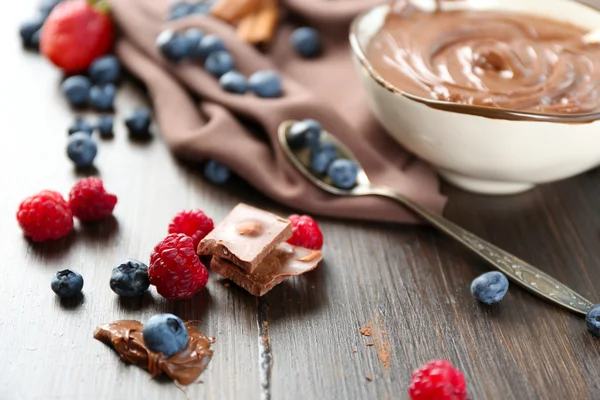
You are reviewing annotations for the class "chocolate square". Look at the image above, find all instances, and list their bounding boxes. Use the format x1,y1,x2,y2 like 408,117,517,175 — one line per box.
198,203,292,272
211,242,323,296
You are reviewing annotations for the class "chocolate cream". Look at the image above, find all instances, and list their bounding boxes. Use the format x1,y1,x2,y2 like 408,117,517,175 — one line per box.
366,4,600,114
94,320,214,385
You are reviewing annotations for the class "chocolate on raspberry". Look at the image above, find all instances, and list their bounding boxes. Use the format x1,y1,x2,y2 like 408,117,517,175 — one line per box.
409,360,468,400
149,233,209,300
68,177,117,221
287,214,323,250
168,209,214,250
17,190,74,242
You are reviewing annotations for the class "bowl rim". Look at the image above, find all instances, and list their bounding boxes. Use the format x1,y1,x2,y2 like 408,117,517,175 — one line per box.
348,3,600,123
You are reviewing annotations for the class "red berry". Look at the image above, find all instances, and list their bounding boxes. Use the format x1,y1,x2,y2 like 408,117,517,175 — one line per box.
287,214,323,250
149,233,209,300
168,209,214,250
409,360,468,400
40,0,114,73
68,177,117,221
17,190,74,242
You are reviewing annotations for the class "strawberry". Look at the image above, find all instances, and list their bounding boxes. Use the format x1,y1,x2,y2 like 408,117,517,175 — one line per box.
40,0,114,74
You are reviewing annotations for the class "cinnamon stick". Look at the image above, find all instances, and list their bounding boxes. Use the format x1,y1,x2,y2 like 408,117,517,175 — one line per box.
210,0,262,23
236,0,279,45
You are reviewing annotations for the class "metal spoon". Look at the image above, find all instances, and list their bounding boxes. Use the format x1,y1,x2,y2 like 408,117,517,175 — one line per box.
278,120,595,315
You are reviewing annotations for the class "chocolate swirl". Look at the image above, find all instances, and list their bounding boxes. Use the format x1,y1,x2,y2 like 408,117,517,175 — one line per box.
366,7,600,114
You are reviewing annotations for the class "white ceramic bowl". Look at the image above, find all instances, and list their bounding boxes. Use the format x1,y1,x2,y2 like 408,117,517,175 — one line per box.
350,0,600,194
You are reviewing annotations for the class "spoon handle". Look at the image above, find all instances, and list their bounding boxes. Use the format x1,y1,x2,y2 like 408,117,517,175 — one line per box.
371,187,595,315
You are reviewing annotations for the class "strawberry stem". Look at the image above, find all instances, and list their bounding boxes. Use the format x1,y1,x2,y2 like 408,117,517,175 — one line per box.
88,0,111,14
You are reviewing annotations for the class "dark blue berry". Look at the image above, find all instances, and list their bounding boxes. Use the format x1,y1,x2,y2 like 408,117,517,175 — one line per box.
287,119,322,149
586,304,600,337
204,50,235,77
168,2,194,20
157,30,191,63
89,83,116,111
51,269,84,298
96,115,114,138
30,30,42,51
110,259,150,297
89,55,121,84
192,2,213,14
310,142,339,174
471,271,509,305
125,108,152,139
327,159,359,189
143,314,188,357
290,27,321,58
248,70,283,98
185,29,205,60
19,17,44,49
61,76,92,107
219,71,248,94
197,34,226,59
204,160,230,184
68,118,93,136
67,132,97,167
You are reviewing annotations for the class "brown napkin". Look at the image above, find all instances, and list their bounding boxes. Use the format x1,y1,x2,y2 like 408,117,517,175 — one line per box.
108,0,447,223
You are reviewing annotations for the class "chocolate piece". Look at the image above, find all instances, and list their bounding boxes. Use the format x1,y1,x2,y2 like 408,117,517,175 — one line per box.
211,242,323,296
93,320,214,385
198,203,292,272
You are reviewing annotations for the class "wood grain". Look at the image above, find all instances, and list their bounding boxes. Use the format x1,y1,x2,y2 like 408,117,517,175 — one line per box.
3,1,600,399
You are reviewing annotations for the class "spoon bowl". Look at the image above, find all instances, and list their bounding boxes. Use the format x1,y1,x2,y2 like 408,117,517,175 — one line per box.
278,119,595,315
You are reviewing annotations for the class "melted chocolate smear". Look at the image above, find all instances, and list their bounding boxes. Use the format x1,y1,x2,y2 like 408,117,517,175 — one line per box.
93,320,215,385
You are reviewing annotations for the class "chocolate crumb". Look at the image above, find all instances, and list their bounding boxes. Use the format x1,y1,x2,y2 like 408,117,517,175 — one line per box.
366,376,373,381
367,343,374,347
352,349,357,353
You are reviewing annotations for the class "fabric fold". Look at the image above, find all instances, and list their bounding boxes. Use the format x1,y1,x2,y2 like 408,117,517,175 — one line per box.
110,0,447,223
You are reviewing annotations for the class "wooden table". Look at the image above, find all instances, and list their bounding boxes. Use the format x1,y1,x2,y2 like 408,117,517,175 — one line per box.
4,2,600,399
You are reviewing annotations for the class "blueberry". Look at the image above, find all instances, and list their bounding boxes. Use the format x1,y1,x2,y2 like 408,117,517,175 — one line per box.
287,119,322,149
30,30,42,51
197,34,226,59
204,50,235,77
157,30,191,63
470,271,509,305
67,132,97,167
19,17,44,49
51,269,84,298
219,71,247,94
89,55,121,84
204,160,230,184
96,115,114,138
168,2,194,20
327,159,359,189
185,29,205,60
125,108,152,139
586,305,600,337
248,70,283,98
290,27,321,58
89,83,116,111
110,259,150,297
192,2,213,14
68,117,93,136
310,142,339,174
143,314,188,357
61,76,92,107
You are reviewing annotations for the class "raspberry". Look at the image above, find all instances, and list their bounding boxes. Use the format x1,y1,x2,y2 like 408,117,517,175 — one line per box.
409,360,468,400
168,209,214,250
287,214,323,250
68,177,117,221
17,190,74,242
149,233,209,300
